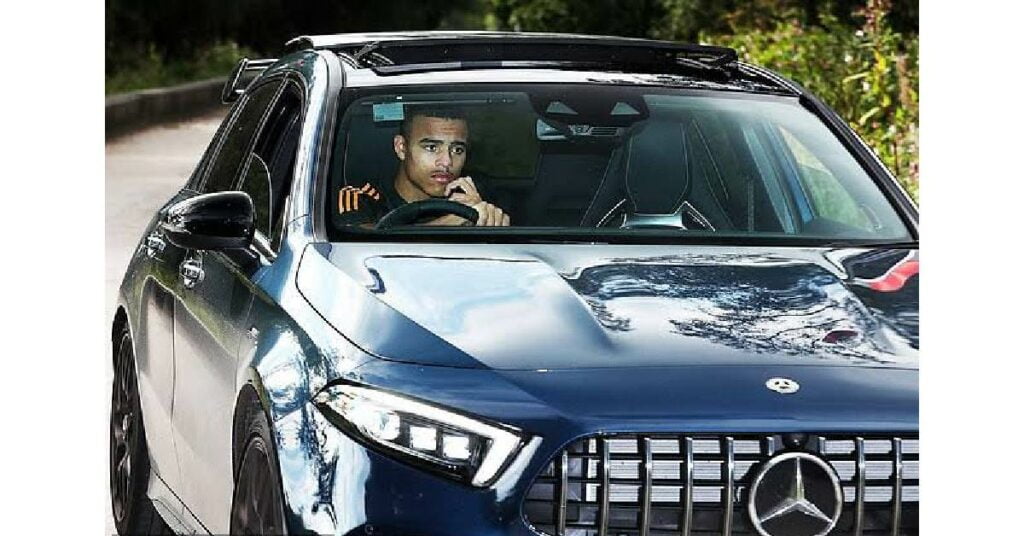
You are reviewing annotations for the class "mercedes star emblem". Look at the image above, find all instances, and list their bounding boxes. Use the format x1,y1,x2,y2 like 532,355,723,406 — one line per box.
748,452,843,536
766,377,800,394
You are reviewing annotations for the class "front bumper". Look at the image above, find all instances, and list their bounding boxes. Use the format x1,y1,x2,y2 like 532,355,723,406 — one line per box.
267,361,917,535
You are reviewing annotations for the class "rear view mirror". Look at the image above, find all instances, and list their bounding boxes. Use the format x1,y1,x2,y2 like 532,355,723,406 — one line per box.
161,191,255,250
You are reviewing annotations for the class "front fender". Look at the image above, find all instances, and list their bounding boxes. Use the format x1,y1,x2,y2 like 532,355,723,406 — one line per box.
235,255,374,534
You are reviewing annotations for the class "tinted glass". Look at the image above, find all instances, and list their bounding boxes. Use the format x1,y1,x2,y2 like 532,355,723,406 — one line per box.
253,86,303,249
327,86,911,244
239,154,272,237
236,83,303,246
203,82,280,193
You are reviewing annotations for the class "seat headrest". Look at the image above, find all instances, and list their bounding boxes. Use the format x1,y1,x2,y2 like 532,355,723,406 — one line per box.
343,118,400,185
624,120,689,213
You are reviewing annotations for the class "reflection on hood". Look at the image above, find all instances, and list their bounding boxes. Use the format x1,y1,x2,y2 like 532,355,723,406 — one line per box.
565,253,916,361
299,243,918,370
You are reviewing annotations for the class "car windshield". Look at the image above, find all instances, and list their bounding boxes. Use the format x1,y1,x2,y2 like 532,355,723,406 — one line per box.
326,84,912,244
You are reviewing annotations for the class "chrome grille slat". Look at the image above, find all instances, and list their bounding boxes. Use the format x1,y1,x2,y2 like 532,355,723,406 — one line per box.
722,437,734,536
682,436,693,536
526,433,918,536
892,437,904,536
557,450,568,536
854,437,866,536
640,437,652,536
598,438,610,536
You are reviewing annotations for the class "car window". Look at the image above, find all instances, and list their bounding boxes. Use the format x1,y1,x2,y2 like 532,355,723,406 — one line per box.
777,127,874,231
202,81,282,193
239,155,272,237
327,86,911,244
238,82,303,249
186,100,244,191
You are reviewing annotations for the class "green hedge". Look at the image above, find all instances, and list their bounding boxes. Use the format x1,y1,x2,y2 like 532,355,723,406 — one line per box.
106,42,256,95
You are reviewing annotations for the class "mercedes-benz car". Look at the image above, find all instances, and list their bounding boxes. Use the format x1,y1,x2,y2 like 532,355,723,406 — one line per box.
110,32,919,536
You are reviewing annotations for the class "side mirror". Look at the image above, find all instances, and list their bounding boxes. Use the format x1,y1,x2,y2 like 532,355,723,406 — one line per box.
161,191,255,250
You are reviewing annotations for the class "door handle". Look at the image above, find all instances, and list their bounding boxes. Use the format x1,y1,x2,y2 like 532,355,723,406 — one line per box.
145,233,167,258
179,257,204,289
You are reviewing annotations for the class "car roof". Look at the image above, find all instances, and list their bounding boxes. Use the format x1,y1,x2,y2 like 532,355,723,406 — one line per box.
285,30,725,52
282,31,796,95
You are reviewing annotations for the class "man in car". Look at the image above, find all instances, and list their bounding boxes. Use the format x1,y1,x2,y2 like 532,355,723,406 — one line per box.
337,107,510,227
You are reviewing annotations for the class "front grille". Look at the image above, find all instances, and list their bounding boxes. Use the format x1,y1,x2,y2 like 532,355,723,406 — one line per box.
524,434,918,536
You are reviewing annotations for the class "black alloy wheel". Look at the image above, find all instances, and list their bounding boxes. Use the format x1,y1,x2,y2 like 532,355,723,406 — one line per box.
109,327,166,535
230,401,288,536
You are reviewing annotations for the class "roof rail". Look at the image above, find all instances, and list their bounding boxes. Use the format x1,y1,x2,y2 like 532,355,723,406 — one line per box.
221,58,278,104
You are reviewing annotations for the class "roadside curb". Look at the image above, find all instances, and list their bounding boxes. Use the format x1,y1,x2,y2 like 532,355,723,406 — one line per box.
106,77,228,140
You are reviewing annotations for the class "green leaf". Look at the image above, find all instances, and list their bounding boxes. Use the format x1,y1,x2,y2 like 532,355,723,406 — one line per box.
858,106,881,126
842,72,870,84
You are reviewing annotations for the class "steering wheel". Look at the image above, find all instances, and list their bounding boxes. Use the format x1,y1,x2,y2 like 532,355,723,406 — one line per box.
375,199,480,230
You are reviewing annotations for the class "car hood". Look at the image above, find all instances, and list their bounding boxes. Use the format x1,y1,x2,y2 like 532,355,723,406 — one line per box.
297,242,918,371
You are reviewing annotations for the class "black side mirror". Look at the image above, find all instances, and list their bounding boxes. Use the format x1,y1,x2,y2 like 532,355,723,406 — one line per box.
161,191,255,250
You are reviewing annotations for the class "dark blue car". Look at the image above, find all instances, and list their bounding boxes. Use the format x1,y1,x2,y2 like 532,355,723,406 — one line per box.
110,32,918,536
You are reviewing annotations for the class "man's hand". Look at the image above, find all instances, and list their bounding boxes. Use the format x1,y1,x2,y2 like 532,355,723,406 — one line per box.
472,201,510,227
444,176,483,206
428,176,509,226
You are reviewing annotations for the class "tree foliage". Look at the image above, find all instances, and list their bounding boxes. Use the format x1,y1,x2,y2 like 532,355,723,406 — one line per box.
704,0,918,198
486,0,918,199
106,0,474,74
488,0,665,37
106,0,918,200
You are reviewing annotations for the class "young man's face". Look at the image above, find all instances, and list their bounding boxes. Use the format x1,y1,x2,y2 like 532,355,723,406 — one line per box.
393,115,468,199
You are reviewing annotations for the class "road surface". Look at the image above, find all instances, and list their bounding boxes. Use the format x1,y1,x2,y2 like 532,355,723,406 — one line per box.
104,111,226,534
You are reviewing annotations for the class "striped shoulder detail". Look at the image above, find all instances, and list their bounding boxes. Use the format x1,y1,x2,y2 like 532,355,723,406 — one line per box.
338,182,382,214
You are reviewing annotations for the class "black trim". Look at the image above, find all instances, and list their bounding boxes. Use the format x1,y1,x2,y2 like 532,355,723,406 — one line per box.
307,34,736,63
329,226,918,249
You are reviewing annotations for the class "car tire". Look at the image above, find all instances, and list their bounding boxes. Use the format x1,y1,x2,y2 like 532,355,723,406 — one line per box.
230,396,288,535
110,326,168,535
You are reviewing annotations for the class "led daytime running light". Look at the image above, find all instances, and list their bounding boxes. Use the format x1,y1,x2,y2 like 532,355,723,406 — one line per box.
314,384,524,487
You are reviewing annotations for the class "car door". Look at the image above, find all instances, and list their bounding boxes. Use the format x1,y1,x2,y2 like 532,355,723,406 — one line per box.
133,103,243,503
135,192,190,499
169,79,306,532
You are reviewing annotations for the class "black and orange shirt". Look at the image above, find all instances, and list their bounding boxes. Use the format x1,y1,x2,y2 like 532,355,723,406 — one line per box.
334,178,406,227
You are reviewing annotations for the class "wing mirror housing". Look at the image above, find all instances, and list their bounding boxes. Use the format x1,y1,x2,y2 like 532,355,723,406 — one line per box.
161,191,255,250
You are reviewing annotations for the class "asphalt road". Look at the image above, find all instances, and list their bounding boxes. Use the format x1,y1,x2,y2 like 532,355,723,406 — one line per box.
104,111,226,535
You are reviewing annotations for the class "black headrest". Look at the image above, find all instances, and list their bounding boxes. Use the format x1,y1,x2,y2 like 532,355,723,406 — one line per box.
343,118,400,185
624,120,689,213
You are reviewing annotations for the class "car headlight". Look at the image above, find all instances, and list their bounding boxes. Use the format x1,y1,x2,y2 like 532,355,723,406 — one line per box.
313,383,527,487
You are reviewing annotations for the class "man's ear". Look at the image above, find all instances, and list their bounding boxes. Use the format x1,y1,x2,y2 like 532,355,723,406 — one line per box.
393,134,406,161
